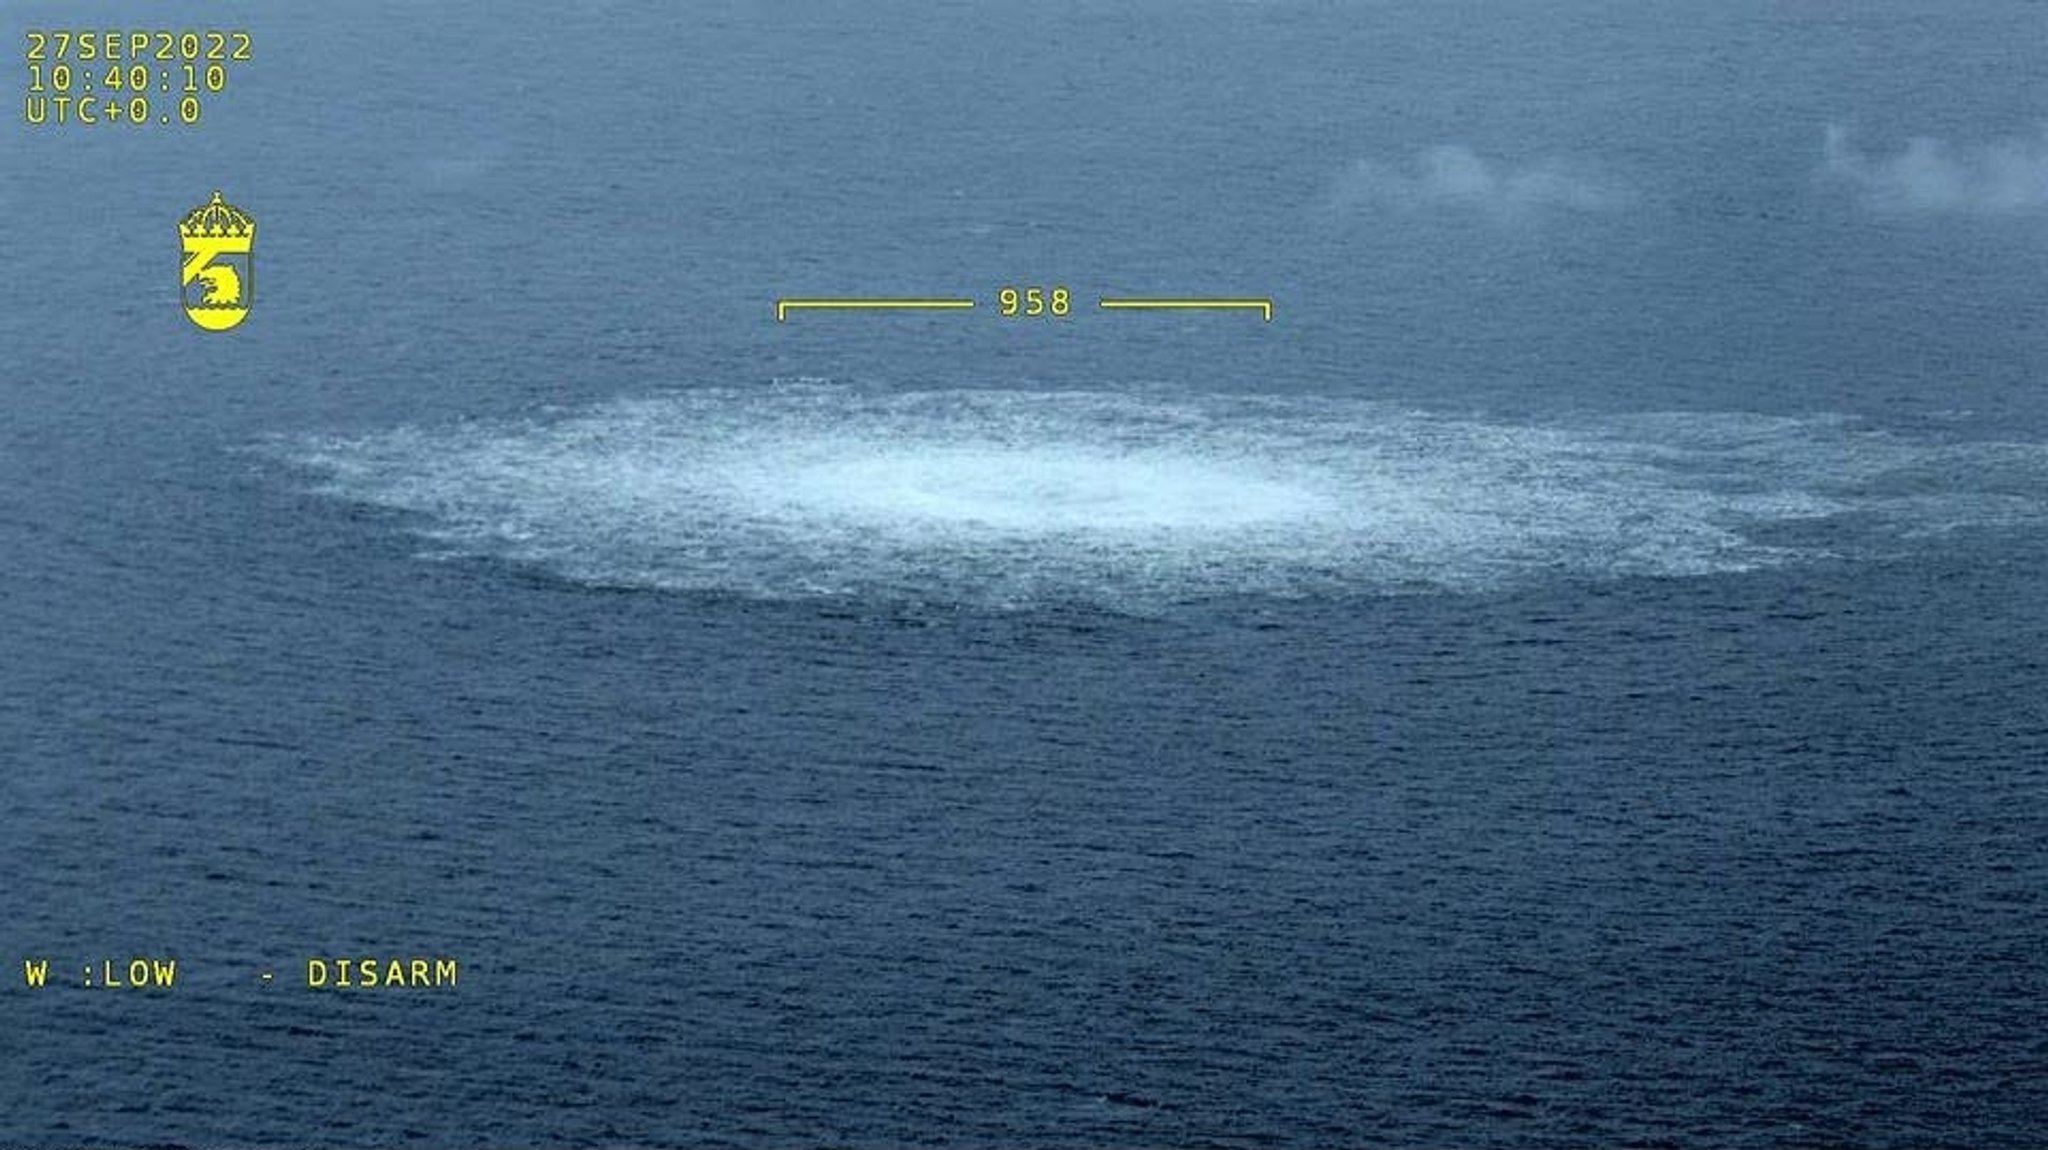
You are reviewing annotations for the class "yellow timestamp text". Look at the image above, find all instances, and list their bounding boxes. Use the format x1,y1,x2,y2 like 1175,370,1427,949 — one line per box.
24,29,251,128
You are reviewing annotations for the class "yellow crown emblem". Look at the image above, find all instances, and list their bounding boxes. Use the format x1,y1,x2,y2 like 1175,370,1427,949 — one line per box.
179,190,256,331
180,190,257,240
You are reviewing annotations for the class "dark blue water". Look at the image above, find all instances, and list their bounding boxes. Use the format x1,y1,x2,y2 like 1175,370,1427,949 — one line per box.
5,1,2047,1144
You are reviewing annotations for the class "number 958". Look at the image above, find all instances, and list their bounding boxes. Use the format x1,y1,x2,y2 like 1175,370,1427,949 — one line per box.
998,285,1070,318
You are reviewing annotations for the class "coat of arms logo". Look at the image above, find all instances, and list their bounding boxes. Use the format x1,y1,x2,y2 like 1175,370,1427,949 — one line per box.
180,191,255,331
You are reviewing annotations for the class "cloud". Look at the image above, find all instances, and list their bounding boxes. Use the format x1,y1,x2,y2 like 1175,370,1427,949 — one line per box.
1823,124,2048,213
1333,145,1631,217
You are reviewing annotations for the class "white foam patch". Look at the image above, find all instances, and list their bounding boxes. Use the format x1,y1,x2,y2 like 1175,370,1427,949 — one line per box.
278,387,2048,609
1333,145,1632,218
765,446,1328,532
1823,124,2048,214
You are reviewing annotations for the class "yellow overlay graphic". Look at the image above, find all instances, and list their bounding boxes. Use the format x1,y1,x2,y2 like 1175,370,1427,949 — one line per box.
180,190,254,331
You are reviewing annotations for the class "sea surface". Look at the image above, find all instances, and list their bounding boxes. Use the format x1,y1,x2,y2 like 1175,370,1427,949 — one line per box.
4,1,2047,1145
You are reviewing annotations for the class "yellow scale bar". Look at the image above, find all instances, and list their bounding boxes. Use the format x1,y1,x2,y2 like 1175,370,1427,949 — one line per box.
1098,298,1274,322
776,298,977,322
